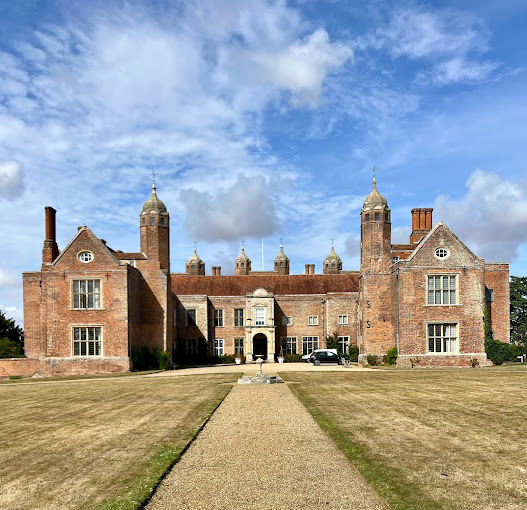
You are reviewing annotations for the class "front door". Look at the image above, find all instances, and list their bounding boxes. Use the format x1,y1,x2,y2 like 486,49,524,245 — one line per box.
253,333,267,358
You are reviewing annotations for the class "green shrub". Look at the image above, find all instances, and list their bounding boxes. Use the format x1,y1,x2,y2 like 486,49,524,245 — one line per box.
366,354,378,366
284,353,303,363
218,354,236,364
131,346,168,371
154,348,170,370
386,346,398,366
0,337,25,358
9,375,22,380
485,339,523,365
348,346,359,362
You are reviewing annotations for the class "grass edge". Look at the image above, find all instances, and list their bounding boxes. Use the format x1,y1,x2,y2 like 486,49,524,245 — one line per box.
286,380,453,510
94,382,234,510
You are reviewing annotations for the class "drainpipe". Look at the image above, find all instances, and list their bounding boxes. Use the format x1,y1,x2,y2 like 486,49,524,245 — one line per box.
321,299,326,347
396,268,400,355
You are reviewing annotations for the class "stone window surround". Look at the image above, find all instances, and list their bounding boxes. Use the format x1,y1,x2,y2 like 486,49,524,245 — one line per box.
426,274,458,306
234,308,244,327
302,336,319,355
308,315,319,326
338,315,348,325
234,338,244,355
427,322,458,354
214,338,224,356
71,279,102,310
338,336,350,352
214,309,224,327
72,325,103,357
187,309,197,327
77,251,93,263
281,336,297,354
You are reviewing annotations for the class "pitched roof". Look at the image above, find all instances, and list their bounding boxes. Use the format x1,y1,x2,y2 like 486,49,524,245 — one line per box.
171,273,360,296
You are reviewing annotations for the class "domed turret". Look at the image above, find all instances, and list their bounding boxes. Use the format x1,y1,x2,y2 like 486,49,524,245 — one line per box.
141,184,168,215
363,176,388,210
235,244,251,275
140,182,170,270
186,246,205,275
360,175,391,273
274,242,290,275
323,241,342,274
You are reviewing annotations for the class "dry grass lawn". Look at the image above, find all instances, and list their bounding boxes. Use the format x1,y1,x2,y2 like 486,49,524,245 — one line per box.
0,373,238,510
284,367,527,510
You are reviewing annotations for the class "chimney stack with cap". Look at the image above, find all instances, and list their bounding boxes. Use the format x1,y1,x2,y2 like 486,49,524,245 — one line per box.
410,208,433,244
42,207,59,264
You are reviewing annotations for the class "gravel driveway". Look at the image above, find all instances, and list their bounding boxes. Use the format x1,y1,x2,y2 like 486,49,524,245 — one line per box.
146,372,388,510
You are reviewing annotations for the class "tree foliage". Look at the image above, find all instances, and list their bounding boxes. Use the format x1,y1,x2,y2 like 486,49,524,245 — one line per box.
510,276,527,353
0,310,24,358
0,310,23,343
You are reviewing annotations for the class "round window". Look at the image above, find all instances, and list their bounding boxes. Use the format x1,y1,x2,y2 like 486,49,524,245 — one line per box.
78,251,93,263
434,248,449,259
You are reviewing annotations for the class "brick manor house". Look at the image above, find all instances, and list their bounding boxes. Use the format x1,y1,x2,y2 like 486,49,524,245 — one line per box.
16,178,509,376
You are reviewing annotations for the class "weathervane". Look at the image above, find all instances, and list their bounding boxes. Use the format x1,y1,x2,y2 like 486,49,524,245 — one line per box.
152,171,157,186
371,165,378,178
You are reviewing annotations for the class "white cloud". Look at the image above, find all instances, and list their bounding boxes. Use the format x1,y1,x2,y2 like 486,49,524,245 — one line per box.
0,305,23,326
249,28,353,107
434,170,527,262
383,7,488,60
420,56,499,86
357,5,497,86
0,269,20,288
180,174,280,242
0,161,24,200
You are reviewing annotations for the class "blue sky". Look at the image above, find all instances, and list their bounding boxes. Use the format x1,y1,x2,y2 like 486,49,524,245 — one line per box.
1,0,526,326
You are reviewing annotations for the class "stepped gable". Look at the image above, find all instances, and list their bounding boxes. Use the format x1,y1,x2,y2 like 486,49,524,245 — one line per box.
171,273,359,296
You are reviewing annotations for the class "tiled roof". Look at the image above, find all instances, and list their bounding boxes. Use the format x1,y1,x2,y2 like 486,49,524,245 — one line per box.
171,273,360,296
113,252,146,260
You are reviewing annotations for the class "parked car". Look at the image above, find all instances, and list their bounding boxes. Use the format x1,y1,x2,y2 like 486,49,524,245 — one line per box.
310,351,342,366
301,348,338,362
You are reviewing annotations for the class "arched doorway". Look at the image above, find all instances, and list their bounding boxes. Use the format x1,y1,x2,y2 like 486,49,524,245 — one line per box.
253,333,267,358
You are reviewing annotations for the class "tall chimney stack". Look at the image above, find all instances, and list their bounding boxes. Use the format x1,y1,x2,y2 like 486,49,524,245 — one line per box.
42,206,59,264
410,208,433,244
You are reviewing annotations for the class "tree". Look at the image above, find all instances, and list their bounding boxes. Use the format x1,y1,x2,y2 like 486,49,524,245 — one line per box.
325,331,340,352
0,310,23,345
0,310,24,358
510,276,527,355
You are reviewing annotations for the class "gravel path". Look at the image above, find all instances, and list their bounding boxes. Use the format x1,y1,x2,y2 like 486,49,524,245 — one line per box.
146,381,388,509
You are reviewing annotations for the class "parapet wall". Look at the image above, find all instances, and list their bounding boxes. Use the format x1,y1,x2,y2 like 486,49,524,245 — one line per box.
0,357,131,379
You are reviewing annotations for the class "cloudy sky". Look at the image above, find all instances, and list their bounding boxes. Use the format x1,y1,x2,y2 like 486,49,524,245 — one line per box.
1,0,526,326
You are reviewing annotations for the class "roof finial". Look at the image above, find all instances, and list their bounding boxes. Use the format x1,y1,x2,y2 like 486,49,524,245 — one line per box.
371,165,378,189
241,240,245,253
193,241,197,254
331,237,334,249
280,237,283,248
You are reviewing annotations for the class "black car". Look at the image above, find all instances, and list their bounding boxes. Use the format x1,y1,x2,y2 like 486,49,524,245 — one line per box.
310,351,342,365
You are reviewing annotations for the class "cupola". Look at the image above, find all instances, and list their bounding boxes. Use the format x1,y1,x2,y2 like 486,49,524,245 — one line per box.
141,184,168,216
139,182,170,270
274,242,290,275
235,245,251,276
361,176,390,224
186,247,205,276
323,241,342,274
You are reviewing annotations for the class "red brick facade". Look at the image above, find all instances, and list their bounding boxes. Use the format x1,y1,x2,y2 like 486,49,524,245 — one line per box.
6,179,509,378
